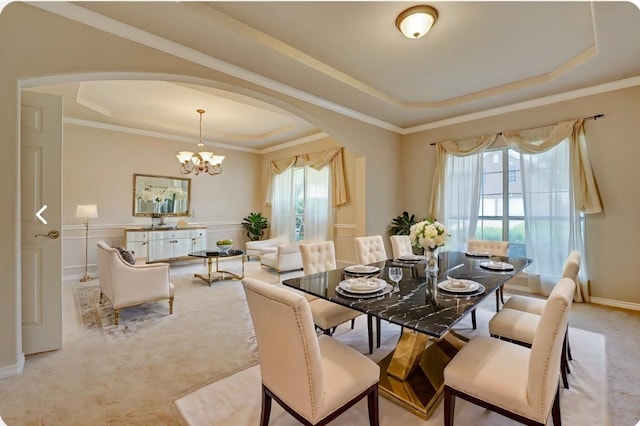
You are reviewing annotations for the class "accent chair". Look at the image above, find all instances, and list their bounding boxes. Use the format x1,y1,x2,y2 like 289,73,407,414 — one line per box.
96,241,174,326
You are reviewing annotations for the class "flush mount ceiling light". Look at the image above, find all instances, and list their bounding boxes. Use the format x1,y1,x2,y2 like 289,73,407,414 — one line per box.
396,5,438,39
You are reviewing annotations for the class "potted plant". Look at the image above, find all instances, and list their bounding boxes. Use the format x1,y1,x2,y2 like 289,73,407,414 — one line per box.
216,239,233,254
242,212,269,241
388,211,419,236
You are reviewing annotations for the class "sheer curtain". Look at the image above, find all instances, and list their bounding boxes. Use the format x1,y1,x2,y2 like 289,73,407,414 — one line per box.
503,119,601,301
442,153,482,251
270,166,331,242
304,166,331,241
430,120,601,301
270,168,295,242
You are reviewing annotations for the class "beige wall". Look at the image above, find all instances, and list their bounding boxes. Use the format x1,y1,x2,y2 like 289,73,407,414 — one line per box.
61,123,261,278
0,3,399,375
402,86,640,307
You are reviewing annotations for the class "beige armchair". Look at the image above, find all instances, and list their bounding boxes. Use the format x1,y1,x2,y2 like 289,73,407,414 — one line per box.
242,277,380,426
259,242,303,274
245,235,289,261
444,277,575,426
96,242,174,326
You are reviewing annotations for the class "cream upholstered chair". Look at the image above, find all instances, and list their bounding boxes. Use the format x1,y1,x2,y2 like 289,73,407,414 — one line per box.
96,242,174,326
389,235,413,259
489,250,581,388
300,241,379,354
242,277,380,426
260,242,303,275
354,235,388,265
245,235,289,261
467,239,509,319
444,277,575,426
353,235,389,351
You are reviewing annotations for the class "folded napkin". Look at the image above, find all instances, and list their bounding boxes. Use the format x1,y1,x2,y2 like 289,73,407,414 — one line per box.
348,279,380,291
467,250,490,256
446,279,467,289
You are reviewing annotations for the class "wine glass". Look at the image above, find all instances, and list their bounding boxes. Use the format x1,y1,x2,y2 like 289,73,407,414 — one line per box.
388,266,403,293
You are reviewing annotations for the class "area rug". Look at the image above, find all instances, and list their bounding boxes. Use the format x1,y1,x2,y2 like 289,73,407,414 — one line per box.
175,311,608,426
74,284,174,339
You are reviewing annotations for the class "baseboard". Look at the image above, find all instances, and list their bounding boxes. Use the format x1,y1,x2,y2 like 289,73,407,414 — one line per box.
0,353,25,379
589,297,640,312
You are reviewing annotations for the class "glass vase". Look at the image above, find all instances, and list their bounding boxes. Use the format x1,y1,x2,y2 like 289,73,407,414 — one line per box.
425,246,439,272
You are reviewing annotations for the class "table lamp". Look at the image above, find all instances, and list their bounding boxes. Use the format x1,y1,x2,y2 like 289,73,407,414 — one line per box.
76,204,99,282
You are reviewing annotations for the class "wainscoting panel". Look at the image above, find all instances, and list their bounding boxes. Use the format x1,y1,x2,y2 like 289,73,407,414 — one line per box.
62,222,245,280
334,223,357,266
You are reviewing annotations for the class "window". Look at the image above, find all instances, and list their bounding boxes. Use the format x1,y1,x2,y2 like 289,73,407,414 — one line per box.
476,149,525,257
271,166,330,242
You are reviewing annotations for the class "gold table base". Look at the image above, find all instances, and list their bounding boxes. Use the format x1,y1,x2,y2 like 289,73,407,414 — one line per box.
378,329,467,419
194,254,245,286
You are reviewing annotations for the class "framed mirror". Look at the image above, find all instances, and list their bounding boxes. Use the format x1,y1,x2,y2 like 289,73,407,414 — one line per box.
133,174,191,217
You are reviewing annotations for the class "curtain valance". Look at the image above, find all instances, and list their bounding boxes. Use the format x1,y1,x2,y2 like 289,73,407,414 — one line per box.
429,120,603,216
266,147,349,207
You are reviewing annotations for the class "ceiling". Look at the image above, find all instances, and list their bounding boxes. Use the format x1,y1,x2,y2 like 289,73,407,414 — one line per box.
28,1,640,152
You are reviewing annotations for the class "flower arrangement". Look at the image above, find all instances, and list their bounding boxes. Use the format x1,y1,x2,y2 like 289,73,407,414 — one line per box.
139,186,186,203
409,219,449,251
216,239,233,246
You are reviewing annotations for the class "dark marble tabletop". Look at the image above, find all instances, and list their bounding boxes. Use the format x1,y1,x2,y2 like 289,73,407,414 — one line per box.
282,251,531,338
189,249,244,258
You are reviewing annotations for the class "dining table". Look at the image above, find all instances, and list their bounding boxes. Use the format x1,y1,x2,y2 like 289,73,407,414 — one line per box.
282,250,531,419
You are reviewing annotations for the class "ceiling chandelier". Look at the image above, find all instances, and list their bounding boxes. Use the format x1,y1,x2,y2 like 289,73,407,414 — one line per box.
396,5,438,39
176,109,225,175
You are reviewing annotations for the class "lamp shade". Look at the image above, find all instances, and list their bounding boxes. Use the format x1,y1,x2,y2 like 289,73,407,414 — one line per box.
396,5,438,39
76,204,99,219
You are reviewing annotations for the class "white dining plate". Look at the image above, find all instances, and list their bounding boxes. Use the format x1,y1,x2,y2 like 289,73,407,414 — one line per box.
437,279,481,293
338,278,387,294
335,283,393,299
344,265,380,274
479,261,514,271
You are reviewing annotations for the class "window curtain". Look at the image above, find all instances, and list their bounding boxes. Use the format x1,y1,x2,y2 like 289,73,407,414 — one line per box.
270,168,295,242
429,135,496,251
265,147,349,207
304,166,331,241
502,119,602,301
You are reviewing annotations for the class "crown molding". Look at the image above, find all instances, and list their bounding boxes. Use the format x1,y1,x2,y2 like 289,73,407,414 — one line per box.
63,117,328,154
28,3,640,137
31,2,401,134
402,76,640,134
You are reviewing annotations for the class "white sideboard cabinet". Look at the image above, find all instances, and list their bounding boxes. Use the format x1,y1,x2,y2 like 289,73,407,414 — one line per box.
125,228,207,262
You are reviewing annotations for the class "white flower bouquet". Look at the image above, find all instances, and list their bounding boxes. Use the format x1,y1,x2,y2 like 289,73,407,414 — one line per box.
409,219,449,251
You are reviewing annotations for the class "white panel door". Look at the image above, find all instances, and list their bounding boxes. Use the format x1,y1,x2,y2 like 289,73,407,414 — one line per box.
21,91,63,355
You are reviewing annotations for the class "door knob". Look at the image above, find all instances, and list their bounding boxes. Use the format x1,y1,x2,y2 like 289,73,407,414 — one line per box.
34,230,60,239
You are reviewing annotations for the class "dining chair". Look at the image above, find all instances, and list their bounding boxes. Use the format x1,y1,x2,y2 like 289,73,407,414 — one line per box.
389,235,413,259
491,250,581,388
464,239,509,330
242,277,380,426
300,241,379,354
353,235,388,265
444,277,575,426
353,235,388,349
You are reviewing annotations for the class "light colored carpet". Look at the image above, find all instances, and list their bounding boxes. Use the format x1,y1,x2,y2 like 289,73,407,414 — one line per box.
0,260,635,425
175,309,608,426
